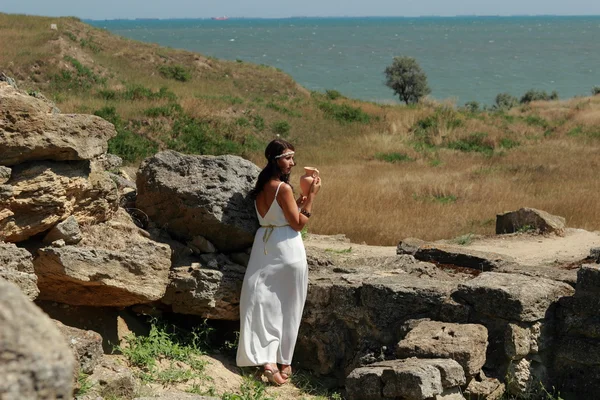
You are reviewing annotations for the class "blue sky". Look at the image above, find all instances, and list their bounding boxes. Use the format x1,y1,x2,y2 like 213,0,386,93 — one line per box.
2,0,600,20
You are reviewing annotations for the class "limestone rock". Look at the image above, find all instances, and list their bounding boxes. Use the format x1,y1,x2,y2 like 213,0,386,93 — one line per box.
504,323,531,360
463,372,505,400
188,235,217,253
96,153,123,171
0,82,116,166
0,165,10,184
346,358,465,400
88,356,137,399
54,320,104,374
496,207,565,235
435,387,466,400
0,280,74,399
575,264,600,295
453,272,574,322
397,237,426,256
162,254,244,320
0,160,118,242
396,321,488,376
414,243,517,272
506,357,547,396
136,150,260,252
43,215,83,245
0,241,38,299
590,247,600,263
34,208,171,306
297,273,460,377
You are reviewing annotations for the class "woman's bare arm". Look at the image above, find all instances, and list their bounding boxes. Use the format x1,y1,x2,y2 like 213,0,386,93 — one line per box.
278,184,314,231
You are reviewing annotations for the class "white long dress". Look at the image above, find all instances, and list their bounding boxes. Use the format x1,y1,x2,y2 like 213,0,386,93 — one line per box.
236,182,308,367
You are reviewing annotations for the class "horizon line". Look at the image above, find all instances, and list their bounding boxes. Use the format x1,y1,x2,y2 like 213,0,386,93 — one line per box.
83,14,600,21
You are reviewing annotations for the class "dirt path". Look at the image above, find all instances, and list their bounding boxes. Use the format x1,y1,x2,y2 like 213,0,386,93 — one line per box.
462,228,600,268
305,228,600,269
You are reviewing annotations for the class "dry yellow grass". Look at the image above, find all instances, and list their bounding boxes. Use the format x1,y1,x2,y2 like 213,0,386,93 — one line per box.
3,13,600,246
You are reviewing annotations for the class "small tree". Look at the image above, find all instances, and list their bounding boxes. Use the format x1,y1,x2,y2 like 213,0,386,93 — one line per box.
384,56,430,105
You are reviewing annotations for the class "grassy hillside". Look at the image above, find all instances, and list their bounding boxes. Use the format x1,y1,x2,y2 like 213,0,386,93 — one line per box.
2,13,600,245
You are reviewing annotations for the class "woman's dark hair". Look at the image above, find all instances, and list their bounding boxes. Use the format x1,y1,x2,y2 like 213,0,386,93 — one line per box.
250,139,295,199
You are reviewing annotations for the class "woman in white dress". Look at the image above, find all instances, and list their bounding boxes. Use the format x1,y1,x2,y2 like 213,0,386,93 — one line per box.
237,139,321,385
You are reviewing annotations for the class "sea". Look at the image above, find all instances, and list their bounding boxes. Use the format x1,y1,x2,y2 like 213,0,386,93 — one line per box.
88,16,600,105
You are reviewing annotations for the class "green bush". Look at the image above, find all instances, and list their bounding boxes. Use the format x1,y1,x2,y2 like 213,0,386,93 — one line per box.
318,102,371,124
446,132,494,155
494,93,519,111
463,101,480,113
592,86,600,95
158,64,191,82
325,89,343,100
108,129,158,163
520,89,558,104
167,116,243,155
51,56,106,91
375,152,414,163
272,120,291,136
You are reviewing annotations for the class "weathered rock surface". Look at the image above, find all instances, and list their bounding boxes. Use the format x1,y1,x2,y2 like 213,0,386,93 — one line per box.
43,215,83,244
0,165,10,184
555,263,600,396
0,279,74,399
0,241,39,299
414,243,518,272
54,320,104,374
396,321,488,376
496,207,565,235
87,356,137,399
0,160,118,242
34,208,171,306
296,260,464,377
591,247,600,263
453,272,574,322
0,82,116,166
463,372,505,400
162,253,245,320
136,150,260,252
346,358,465,400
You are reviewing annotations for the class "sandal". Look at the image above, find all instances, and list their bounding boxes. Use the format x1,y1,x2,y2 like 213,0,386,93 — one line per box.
280,364,292,380
264,364,287,386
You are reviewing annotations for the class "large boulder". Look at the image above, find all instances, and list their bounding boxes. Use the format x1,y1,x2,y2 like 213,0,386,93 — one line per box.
162,254,245,320
34,208,171,307
0,241,39,299
396,321,488,376
0,82,116,166
136,150,260,252
0,279,74,399
496,208,565,235
453,272,574,322
0,160,118,242
296,262,464,377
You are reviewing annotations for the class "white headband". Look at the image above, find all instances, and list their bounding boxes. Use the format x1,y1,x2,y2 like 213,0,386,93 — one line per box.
274,151,295,159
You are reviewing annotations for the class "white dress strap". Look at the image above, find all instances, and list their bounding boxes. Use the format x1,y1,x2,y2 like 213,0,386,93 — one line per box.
274,181,285,200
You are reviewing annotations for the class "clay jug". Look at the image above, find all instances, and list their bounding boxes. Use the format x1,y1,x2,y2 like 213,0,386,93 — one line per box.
300,167,319,196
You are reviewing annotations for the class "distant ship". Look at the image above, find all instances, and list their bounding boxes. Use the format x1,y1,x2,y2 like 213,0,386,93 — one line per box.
211,16,229,21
